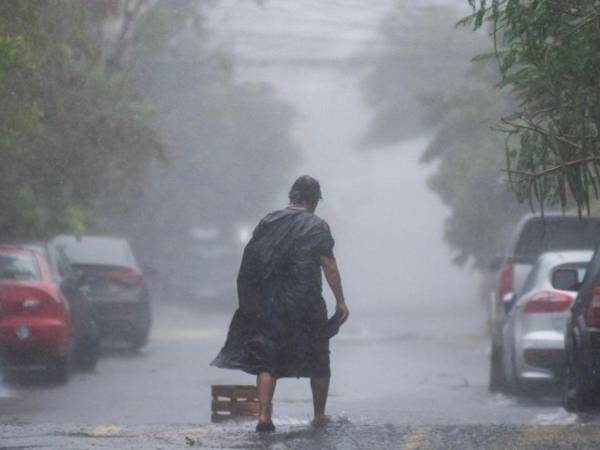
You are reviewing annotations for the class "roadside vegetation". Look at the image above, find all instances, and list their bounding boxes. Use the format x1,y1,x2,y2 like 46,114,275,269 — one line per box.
465,1,600,216
0,1,163,239
361,3,527,269
364,1,600,268
0,0,299,246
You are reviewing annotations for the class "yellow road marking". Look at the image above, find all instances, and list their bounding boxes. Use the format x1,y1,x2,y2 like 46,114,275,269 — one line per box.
400,427,431,450
485,425,600,449
519,425,600,447
85,425,125,437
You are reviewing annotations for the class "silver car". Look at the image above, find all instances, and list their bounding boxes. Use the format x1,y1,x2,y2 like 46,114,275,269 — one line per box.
502,250,593,392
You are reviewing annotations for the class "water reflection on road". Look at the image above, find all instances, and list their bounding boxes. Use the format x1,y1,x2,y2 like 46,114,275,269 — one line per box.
0,303,577,427
0,303,597,449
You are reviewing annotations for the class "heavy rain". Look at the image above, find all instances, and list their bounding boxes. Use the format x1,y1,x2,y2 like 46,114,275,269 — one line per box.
3,1,600,449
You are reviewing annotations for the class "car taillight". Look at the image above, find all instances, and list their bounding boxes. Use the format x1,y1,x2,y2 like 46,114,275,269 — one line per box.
106,269,143,286
497,262,513,301
20,293,62,318
523,291,572,314
587,287,600,327
22,298,41,310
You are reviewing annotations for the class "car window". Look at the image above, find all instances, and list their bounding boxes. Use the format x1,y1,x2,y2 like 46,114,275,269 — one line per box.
53,246,76,281
41,245,62,283
514,218,600,258
55,236,138,268
519,261,541,296
0,251,40,281
18,243,60,283
551,262,588,289
582,247,600,287
574,267,587,284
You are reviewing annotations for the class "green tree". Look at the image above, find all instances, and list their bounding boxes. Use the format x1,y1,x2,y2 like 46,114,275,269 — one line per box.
362,3,526,268
0,0,299,304
361,3,484,146
92,1,300,303
0,1,162,239
465,1,600,214
420,64,527,267
76,0,299,232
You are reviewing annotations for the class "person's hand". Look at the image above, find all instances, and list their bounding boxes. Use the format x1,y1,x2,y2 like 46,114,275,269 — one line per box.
336,301,349,324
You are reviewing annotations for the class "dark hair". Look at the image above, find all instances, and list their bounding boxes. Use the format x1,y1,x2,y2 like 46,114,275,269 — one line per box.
288,175,322,205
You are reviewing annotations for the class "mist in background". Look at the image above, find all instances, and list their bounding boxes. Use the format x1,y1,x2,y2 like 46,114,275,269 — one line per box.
206,0,478,311
0,0,503,313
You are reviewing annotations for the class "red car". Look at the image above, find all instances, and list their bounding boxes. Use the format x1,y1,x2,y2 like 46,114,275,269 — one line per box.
0,245,72,382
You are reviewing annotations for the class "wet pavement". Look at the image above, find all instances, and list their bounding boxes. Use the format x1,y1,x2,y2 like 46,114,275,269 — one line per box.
3,1,598,449
6,421,600,449
3,302,600,448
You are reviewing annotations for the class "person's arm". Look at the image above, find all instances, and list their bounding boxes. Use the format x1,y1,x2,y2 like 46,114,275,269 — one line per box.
320,256,349,323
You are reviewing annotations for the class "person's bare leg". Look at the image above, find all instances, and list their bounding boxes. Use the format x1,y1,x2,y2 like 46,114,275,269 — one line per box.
257,372,276,426
310,377,330,423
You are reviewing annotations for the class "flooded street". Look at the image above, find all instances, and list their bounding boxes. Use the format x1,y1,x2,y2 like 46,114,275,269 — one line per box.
4,1,600,448
2,302,595,448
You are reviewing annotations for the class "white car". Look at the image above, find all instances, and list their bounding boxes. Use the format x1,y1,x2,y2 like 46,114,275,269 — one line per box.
502,250,593,392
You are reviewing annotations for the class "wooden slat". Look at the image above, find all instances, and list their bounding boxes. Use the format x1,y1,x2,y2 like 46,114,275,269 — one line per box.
212,400,233,412
212,399,259,415
235,401,259,415
210,385,259,423
211,385,257,400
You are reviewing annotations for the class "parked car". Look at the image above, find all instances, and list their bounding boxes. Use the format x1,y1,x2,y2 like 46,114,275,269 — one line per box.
501,251,591,393
488,214,600,391
563,245,600,411
21,242,100,371
53,235,151,349
0,245,72,382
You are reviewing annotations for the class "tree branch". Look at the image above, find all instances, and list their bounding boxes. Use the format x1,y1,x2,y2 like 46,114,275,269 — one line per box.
500,117,584,150
106,0,147,73
504,156,600,179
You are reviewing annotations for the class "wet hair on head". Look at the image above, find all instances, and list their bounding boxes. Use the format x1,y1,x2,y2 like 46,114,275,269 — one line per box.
289,175,322,205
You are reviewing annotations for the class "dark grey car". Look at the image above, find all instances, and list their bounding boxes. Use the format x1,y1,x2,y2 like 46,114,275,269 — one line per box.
53,235,152,350
564,245,600,411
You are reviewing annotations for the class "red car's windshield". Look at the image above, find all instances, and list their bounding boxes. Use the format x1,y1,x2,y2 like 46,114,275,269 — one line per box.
0,250,40,282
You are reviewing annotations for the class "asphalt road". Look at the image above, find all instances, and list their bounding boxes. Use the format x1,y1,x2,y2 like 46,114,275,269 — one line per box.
2,301,600,449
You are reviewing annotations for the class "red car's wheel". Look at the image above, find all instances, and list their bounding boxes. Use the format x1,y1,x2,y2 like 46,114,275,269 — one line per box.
48,356,70,384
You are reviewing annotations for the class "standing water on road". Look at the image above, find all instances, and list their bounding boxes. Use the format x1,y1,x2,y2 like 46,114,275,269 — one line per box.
2,1,600,449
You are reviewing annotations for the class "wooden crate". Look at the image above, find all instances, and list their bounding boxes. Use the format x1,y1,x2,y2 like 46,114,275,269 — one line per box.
211,385,259,423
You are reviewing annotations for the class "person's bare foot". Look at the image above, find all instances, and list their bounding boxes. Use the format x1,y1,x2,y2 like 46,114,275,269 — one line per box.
311,414,331,428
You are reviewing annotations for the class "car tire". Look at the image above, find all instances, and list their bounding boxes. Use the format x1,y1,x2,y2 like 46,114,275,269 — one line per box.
48,356,70,385
3,370,20,385
506,345,521,395
75,321,100,372
564,349,591,412
489,344,508,392
76,341,100,372
128,330,149,351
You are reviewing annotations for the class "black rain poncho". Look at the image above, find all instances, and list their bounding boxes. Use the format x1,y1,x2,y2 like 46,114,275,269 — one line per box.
211,208,335,379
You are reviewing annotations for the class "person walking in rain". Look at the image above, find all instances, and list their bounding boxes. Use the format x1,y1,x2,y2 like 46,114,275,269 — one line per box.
211,175,349,432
